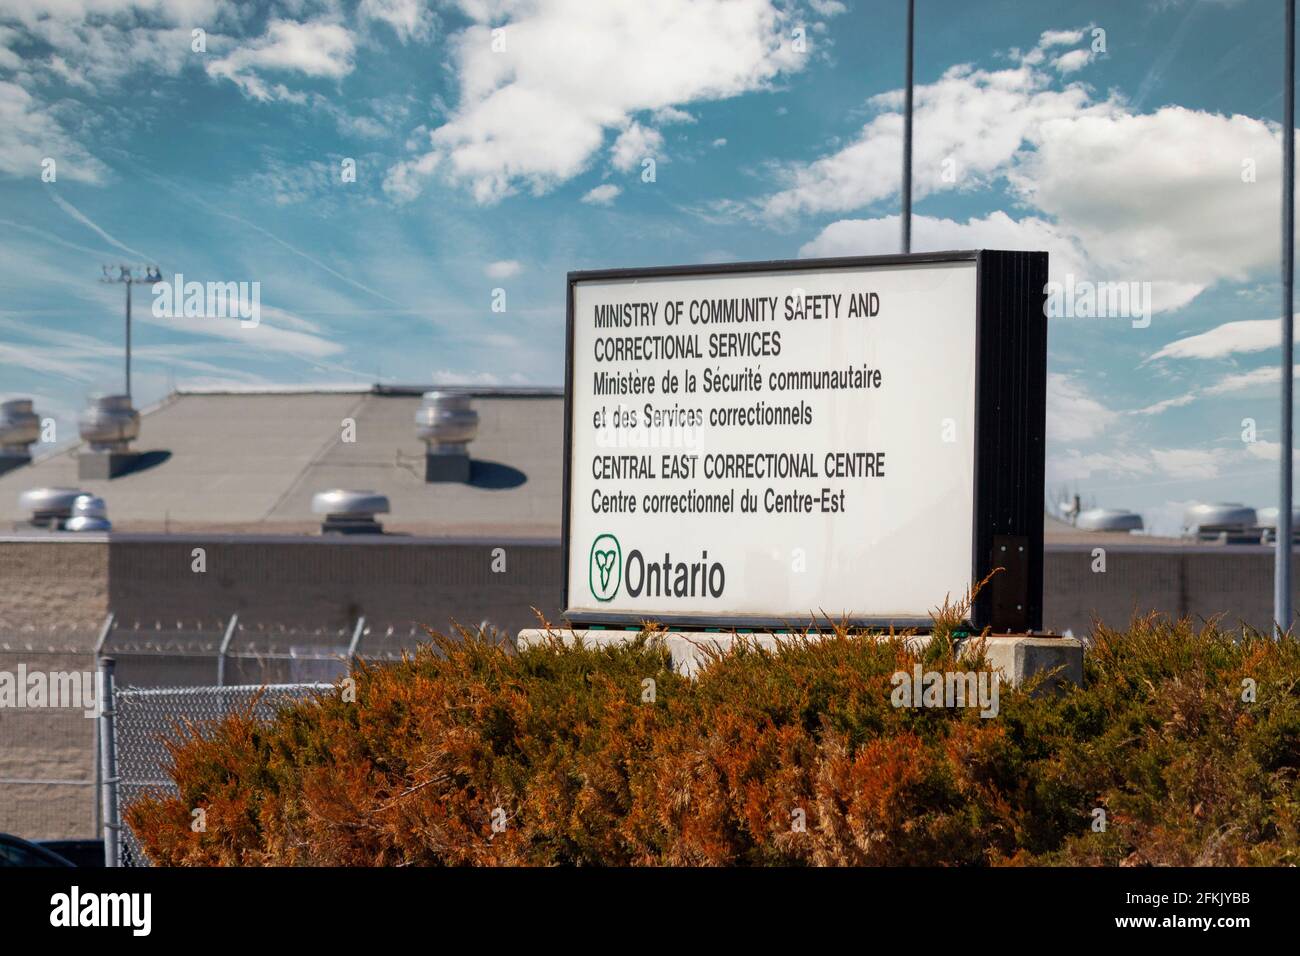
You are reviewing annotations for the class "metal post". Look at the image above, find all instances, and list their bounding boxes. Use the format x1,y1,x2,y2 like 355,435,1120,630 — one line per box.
92,611,113,837
901,0,914,253
216,613,239,687
1278,0,1295,635
124,279,132,401
347,615,367,670
98,656,118,868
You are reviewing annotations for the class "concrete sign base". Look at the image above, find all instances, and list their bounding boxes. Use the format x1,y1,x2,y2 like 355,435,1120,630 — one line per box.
516,627,1083,689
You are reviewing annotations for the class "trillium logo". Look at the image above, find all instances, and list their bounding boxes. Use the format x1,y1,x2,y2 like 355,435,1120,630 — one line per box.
589,533,622,601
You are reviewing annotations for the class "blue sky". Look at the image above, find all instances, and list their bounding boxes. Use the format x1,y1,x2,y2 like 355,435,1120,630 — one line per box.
0,0,1291,533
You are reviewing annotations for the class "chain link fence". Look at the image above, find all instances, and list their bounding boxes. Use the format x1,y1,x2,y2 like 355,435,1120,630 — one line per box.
4,613,491,848
112,681,333,867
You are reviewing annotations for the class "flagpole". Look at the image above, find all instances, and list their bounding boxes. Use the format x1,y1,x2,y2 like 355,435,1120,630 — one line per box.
1276,0,1295,634
901,0,914,254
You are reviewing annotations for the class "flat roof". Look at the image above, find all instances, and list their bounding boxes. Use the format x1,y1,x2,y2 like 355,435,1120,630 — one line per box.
0,388,564,537
0,387,1251,547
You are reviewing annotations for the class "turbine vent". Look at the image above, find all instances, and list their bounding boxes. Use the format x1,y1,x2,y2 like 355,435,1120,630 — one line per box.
312,489,389,535
415,391,477,482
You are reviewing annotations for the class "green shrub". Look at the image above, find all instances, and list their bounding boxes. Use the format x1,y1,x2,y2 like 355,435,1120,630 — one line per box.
127,612,1300,866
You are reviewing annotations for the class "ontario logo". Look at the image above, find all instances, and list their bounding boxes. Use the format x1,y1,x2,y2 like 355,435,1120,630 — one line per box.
588,535,727,602
589,533,622,601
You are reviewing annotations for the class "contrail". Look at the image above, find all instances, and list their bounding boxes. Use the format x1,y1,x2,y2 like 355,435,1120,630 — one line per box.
0,218,116,258
138,170,401,306
210,208,402,306
47,191,156,263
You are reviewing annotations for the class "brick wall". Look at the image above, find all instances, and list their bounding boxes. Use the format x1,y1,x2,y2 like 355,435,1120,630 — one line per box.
1,537,1294,641
104,537,564,636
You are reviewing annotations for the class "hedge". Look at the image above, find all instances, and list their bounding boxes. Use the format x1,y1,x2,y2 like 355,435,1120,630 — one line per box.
127,604,1300,866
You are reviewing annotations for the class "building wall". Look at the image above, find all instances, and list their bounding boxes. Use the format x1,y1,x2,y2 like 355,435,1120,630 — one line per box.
0,540,108,633
1042,543,1289,635
103,537,564,636
1,536,1295,642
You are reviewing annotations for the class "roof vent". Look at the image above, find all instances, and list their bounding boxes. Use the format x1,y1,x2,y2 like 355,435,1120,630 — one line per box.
1075,508,1144,533
18,487,87,529
1255,507,1300,544
78,393,142,479
312,489,389,534
78,393,139,451
415,391,478,482
1183,502,1258,543
65,494,111,532
0,399,40,475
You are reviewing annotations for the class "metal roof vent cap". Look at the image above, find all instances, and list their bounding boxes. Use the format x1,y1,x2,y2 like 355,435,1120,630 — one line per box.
1254,506,1300,543
18,487,87,529
1075,508,1144,533
64,494,111,532
415,391,478,454
1256,506,1300,528
312,489,389,535
78,393,139,452
0,399,40,457
1183,502,1257,531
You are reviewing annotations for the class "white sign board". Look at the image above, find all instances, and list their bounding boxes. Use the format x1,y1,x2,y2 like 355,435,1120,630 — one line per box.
562,252,1046,630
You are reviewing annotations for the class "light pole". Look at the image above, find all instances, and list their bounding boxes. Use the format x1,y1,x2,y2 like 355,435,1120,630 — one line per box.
901,0,914,254
99,264,160,402
1277,1,1295,634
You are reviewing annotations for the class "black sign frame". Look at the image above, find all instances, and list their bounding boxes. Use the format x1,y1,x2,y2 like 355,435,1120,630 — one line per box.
560,249,1048,633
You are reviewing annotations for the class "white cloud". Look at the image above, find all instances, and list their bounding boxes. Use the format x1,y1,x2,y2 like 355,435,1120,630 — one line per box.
1047,446,1223,484
652,106,696,125
383,151,440,202
0,1,229,28
484,259,522,279
778,37,1288,317
1038,29,1086,49
0,1,232,94
1203,364,1295,396
1147,318,1280,361
1047,372,1118,442
1010,107,1282,310
143,307,342,359
1053,49,1090,74
0,81,107,183
360,0,435,43
610,121,663,172
207,19,356,103
581,183,621,206
799,211,1090,284
1047,449,1156,484
1150,447,1221,479
1135,393,1196,415
432,367,502,386
1244,440,1300,462
389,0,810,203
0,6,234,177
1136,363,1300,416
757,60,1102,221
